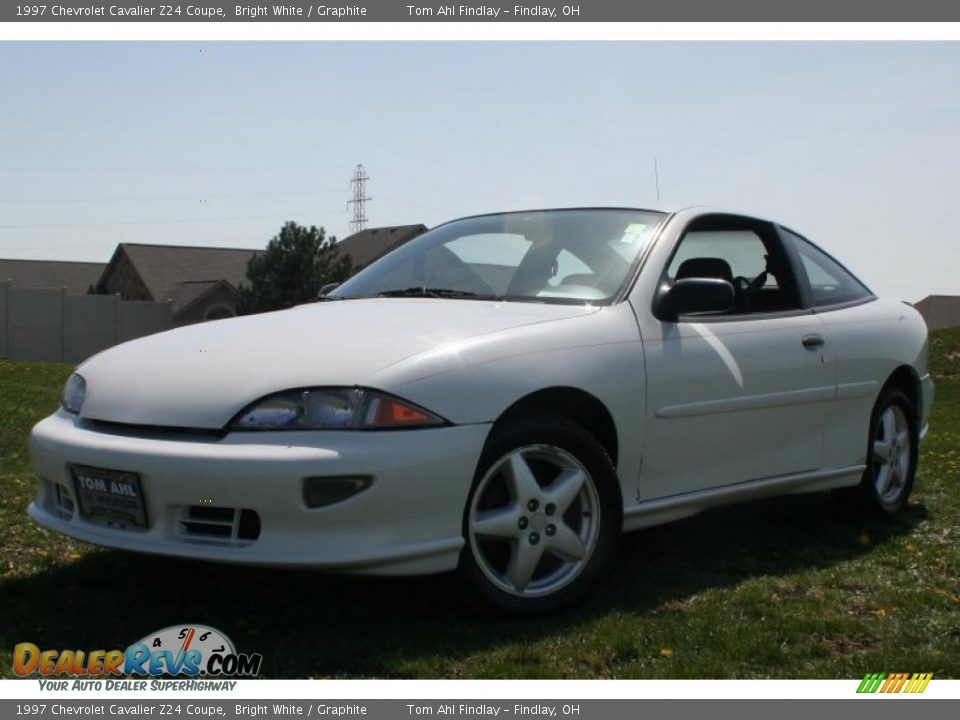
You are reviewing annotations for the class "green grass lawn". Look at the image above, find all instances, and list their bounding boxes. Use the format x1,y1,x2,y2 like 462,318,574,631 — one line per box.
1,332,958,679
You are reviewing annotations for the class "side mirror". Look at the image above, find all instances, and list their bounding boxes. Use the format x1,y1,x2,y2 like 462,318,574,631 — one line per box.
659,277,735,320
318,282,340,298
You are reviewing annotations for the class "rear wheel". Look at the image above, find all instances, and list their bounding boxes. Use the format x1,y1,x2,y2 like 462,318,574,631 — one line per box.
462,416,620,613
834,388,917,517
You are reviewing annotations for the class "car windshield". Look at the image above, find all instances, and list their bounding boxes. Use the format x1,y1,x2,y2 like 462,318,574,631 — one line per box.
331,208,664,305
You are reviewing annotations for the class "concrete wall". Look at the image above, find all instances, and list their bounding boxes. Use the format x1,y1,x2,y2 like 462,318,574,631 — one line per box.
0,280,8,359
118,300,172,343
0,281,172,363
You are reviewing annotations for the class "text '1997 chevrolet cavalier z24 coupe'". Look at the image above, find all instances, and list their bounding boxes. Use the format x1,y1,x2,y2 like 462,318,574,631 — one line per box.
30,207,933,612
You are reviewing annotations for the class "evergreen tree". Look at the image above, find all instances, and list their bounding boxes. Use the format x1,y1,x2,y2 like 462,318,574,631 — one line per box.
238,222,352,315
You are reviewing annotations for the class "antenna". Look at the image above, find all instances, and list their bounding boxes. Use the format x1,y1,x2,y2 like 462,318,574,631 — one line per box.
653,156,661,203
347,164,372,234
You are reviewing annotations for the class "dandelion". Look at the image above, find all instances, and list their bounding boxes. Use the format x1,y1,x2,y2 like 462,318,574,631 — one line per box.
905,543,915,553
875,608,887,619
659,647,673,658
857,533,871,546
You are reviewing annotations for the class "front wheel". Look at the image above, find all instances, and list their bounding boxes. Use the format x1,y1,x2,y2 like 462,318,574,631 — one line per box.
462,416,621,614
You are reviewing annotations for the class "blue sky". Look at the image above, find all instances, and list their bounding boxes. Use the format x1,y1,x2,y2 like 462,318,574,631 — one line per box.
0,41,957,301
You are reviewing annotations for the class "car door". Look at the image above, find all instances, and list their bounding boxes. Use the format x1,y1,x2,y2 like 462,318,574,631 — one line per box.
632,213,835,501
780,225,883,471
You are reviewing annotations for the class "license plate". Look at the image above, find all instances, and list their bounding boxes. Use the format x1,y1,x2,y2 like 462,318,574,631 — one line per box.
70,465,147,529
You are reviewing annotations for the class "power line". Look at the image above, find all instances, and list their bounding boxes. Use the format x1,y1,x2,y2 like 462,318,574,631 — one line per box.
0,234,271,254
0,163,357,173
371,166,508,203
0,189,347,205
0,209,347,231
375,194,442,213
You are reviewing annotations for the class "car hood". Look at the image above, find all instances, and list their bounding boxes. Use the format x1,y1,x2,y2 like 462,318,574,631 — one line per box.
76,298,600,429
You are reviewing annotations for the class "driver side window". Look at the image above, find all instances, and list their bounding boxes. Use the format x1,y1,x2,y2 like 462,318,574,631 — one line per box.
666,218,801,315
668,230,772,284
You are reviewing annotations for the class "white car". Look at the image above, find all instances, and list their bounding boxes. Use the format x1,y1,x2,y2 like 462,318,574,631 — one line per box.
29,207,933,612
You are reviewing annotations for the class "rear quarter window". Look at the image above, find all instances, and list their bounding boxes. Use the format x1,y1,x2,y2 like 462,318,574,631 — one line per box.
781,227,873,307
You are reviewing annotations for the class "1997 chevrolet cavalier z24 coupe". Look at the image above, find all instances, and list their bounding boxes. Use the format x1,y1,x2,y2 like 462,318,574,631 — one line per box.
30,207,933,611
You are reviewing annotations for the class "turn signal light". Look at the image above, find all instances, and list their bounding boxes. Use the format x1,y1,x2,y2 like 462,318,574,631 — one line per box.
369,398,433,426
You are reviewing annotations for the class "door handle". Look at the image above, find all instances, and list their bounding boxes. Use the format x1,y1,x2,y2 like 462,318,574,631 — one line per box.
802,334,825,349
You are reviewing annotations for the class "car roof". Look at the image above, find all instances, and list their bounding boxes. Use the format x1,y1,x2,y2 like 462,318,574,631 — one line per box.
433,206,779,229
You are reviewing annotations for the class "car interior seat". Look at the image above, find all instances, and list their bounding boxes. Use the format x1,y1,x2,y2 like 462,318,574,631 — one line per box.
674,257,738,313
675,257,735,286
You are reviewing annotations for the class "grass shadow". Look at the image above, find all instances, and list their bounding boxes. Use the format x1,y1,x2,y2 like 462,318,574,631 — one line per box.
0,492,927,678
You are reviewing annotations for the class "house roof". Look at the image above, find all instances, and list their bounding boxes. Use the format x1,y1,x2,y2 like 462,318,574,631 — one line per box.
105,243,259,315
914,294,960,331
166,280,231,316
335,224,427,270
0,258,107,293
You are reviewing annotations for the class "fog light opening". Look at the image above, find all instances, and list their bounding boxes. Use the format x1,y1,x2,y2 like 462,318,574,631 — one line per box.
303,475,372,509
53,483,75,519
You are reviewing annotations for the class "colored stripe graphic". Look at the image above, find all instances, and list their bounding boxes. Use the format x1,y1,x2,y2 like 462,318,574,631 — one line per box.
857,672,932,693
906,673,934,693
857,673,885,693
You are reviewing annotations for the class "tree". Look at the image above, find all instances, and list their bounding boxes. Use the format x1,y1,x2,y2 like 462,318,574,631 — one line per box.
238,221,352,315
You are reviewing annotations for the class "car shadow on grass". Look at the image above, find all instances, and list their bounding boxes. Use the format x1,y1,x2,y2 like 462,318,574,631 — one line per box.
0,492,926,678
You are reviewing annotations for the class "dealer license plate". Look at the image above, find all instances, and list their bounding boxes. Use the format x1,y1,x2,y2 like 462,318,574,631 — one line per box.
70,465,147,529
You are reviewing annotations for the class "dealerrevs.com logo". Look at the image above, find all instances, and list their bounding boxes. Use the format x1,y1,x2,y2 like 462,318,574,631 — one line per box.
13,624,262,682
857,673,934,694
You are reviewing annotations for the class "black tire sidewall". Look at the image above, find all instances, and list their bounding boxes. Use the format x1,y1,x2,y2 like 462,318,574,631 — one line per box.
461,415,622,614
862,389,918,516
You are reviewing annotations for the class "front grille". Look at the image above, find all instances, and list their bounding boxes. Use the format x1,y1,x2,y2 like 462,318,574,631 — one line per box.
176,505,261,545
81,419,226,440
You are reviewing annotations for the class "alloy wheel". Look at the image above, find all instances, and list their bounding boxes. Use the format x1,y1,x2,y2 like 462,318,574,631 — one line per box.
872,405,912,504
467,444,600,598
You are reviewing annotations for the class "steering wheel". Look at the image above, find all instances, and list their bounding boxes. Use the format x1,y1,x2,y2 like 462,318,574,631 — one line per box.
733,272,767,311
506,250,559,297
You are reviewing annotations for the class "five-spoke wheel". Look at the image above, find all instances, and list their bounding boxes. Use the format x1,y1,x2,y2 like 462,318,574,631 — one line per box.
872,404,913,505
468,445,600,597
834,387,917,517
462,415,619,613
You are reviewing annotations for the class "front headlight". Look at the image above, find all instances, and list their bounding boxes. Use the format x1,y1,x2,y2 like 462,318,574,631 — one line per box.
228,388,447,431
61,373,86,414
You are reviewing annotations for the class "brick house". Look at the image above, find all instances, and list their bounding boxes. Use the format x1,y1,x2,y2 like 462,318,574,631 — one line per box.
96,243,260,326
334,224,427,272
0,258,107,293
6,224,426,332
914,295,960,331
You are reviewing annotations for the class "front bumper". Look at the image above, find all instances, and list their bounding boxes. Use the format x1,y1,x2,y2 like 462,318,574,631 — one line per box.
29,411,490,575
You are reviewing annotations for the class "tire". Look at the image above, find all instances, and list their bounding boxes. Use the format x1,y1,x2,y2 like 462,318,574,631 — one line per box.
461,415,621,614
834,388,918,518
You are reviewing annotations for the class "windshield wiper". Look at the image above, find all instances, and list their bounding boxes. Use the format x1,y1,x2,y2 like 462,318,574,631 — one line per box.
374,287,492,300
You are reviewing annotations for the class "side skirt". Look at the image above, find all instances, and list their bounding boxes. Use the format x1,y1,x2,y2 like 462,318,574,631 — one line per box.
622,465,865,532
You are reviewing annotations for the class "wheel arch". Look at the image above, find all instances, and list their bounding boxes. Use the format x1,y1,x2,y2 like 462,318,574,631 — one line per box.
492,386,619,469
880,365,921,427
